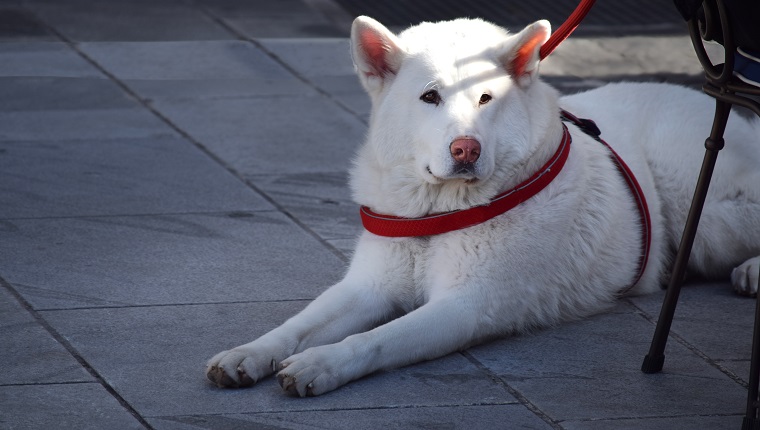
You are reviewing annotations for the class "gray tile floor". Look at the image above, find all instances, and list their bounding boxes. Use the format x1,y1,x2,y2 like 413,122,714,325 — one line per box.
1,1,755,429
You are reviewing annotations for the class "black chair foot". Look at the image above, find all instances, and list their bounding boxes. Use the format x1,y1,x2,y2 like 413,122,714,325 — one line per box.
641,353,665,374
742,416,760,430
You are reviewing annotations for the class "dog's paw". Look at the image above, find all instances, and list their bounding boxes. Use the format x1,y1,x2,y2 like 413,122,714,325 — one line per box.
731,256,760,297
276,345,352,397
206,346,278,389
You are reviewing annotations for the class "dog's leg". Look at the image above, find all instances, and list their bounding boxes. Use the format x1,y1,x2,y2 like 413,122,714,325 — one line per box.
731,256,760,297
206,236,414,388
686,198,760,296
206,282,391,388
275,289,492,397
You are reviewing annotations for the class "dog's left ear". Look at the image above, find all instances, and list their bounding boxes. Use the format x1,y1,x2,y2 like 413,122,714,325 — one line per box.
500,20,551,87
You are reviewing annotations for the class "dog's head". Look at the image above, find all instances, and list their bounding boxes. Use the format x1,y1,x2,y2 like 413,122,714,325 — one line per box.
350,17,555,217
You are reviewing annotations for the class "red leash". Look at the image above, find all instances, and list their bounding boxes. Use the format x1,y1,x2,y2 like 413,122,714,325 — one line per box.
539,0,596,60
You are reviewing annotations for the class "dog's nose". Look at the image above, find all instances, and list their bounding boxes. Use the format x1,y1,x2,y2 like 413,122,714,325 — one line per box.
450,138,481,164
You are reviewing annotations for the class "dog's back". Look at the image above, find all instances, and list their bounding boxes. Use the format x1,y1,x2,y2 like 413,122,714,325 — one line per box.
562,82,760,279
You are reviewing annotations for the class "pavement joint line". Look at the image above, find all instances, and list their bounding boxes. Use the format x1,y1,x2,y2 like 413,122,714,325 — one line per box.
21,7,250,180
0,380,97,388
34,298,313,313
23,5,351,265
625,297,750,389
0,210,279,222
147,400,522,419
238,177,351,264
460,350,564,430
198,4,369,126
302,0,355,35
561,411,745,423
0,276,155,430
192,7,361,264
0,133,179,145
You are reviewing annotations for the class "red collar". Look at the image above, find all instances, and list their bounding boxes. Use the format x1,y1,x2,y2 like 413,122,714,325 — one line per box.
360,123,571,237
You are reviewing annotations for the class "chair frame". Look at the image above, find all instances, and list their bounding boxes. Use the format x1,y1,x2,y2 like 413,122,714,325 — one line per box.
640,1,760,428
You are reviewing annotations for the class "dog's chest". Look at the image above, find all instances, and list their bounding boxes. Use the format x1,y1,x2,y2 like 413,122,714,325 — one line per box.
397,229,501,302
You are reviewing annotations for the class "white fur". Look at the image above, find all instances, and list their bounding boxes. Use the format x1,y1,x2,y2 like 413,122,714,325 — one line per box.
207,17,760,396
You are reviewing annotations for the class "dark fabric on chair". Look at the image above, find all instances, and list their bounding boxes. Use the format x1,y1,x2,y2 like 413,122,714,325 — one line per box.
674,0,760,50
727,1,760,51
673,0,703,20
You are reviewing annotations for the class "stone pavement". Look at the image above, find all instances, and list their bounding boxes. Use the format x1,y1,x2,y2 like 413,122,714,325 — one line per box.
0,1,755,429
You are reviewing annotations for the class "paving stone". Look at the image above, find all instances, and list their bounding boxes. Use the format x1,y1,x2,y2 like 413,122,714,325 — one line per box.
0,107,171,141
325,238,357,260
257,39,355,78
152,95,366,176
0,6,56,41
40,302,518,418
468,309,747,421
0,286,91,385
333,0,688,36
561,414,743,430
0,212,346,310
251,172,361,243
201,0,344,38
716,359,751,385
26,0,232,42
0,76,136,111
79,40,315,100
259,38,370,118
148,404,554,430
0,383,144,429
0,136,271,218
540,35,704,81
308,73,370,115
631,283,756,361
0,41,101,78
127,79,320,103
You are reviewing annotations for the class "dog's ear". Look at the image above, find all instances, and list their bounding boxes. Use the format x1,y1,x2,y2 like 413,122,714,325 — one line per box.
351,16,404,94
500,20,551,87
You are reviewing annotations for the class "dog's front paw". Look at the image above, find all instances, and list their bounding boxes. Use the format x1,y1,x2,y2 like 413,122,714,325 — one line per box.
731,256,760,297
276,345,353,397
206,345,279,389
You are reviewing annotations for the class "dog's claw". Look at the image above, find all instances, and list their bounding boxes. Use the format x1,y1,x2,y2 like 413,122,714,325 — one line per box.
207,365,238,388
277,371,312,397
277,372,297,396
237,367,255,386
206,364,256,388
206,366,220,386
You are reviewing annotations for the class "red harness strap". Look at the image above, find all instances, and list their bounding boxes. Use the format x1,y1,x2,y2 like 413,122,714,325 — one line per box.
360,123,571,237
560,110,652,291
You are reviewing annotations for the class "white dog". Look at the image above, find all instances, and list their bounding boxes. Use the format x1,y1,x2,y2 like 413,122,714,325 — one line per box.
207,16,760,396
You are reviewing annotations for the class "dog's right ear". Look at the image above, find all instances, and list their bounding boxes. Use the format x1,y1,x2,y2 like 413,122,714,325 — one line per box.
351,16,404,95
499,20,551,87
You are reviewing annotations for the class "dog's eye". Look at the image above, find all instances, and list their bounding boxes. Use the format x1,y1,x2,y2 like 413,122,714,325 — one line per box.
479,93,492,105
420,90,441,105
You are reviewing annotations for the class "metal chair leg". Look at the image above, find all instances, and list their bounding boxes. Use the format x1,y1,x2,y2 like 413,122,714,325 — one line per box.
743,285,760,429
641,98,732,373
